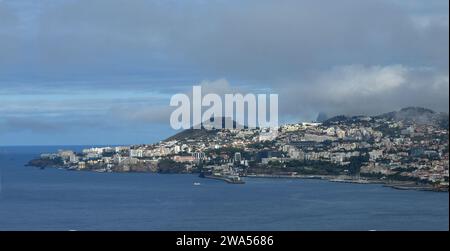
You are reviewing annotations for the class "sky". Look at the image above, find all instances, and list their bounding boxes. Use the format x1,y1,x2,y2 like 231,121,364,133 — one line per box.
0,0,448,146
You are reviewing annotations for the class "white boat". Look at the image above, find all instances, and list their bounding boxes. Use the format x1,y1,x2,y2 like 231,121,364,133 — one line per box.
193,182,201,186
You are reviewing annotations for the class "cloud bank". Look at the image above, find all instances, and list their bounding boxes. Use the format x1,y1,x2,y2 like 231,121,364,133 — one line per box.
0,0,448,144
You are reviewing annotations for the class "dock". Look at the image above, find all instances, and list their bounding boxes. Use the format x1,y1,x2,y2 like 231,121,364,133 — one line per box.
203,175,245,184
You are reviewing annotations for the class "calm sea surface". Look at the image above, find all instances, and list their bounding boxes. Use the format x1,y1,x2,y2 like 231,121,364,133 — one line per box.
0,146,448,230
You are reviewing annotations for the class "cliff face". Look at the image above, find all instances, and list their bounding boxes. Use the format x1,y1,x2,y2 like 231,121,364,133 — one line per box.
27,158,64,168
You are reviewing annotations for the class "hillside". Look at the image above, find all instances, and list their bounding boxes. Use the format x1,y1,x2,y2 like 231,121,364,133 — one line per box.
324,107,449,129
165,117,242,141
377,107,449,128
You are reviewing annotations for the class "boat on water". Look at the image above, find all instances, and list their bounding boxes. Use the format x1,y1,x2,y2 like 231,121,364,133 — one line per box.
193,182,201,186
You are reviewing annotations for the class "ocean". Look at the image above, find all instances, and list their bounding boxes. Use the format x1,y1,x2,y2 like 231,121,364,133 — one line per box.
0,146,448,230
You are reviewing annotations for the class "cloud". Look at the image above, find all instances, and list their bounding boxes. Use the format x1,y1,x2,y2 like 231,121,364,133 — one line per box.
277,64,449,121
0,1,21,70
0,117,64,133
112,105,173,124
0,0,448,144
1,0,447,78
318,65,408,96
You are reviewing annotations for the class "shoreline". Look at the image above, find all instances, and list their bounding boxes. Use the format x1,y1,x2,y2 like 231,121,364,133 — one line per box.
26,162,448,192
203,174,245,184
245,174,448,192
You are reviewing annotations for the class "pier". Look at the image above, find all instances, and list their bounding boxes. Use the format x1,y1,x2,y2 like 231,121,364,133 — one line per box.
203,175,245,184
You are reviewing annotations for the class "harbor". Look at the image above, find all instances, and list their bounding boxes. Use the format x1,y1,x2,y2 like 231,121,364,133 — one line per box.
200,173,245,184
202,174,245,184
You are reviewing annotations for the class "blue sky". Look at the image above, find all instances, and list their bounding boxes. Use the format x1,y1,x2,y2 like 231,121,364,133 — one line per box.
0,0,448,145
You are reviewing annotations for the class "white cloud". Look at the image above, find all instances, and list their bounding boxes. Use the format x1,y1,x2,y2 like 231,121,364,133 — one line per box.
0,0,448,144
278,64,449,121
321,65,408,97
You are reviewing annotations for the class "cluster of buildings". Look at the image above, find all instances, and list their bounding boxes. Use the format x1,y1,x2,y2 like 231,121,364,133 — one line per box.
275,117,449,186
38,114,448,188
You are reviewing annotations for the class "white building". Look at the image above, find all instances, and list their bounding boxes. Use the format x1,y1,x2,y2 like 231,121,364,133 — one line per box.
130,149,143,158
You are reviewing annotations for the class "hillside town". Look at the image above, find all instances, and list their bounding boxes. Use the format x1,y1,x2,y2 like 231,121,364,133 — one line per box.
29,107,449,190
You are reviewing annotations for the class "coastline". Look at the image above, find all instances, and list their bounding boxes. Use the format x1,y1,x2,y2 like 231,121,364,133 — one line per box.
245,173,449,192
203,174,245,184
26,159,448,192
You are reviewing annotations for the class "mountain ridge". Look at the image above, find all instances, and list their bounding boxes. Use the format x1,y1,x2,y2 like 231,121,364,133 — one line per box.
166,107,449,142
324,107,449,129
